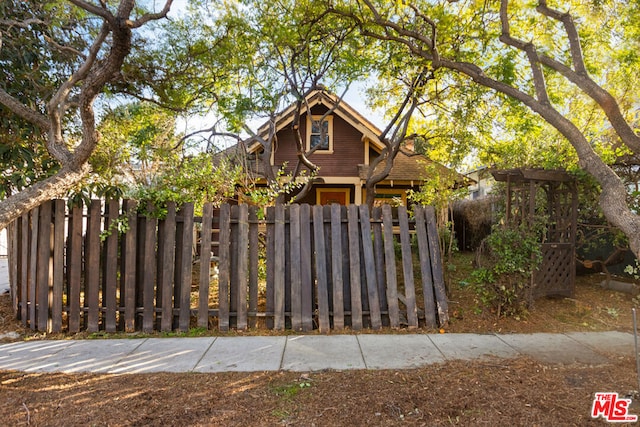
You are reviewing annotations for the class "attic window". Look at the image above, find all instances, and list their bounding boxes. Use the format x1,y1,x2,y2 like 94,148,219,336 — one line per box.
307,115,333,153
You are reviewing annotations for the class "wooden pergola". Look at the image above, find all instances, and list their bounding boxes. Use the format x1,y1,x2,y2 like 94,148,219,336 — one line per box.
491,168,578,299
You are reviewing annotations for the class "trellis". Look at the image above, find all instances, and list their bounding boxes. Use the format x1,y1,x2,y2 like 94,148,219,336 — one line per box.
491,168,578,299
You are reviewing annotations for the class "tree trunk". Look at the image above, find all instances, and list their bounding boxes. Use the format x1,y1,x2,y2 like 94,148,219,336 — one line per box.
0,164,90,230
0,0,173,232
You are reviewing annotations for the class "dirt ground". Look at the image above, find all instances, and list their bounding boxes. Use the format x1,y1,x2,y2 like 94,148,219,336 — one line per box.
1,252,640,426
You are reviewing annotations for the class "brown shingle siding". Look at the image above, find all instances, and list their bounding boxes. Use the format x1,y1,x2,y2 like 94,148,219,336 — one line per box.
273,112,364,177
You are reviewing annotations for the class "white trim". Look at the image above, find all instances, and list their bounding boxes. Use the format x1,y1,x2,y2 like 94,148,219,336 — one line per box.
354,187,362,205
317,176,361,185
364,138,370,165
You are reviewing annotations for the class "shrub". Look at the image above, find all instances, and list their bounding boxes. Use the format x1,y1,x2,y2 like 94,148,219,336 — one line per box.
472,220,545,317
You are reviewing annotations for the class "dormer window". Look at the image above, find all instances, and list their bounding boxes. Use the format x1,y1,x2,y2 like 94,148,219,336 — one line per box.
307,115,333,153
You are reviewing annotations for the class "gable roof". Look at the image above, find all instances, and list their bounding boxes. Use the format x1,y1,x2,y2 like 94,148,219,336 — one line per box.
246,88,386,152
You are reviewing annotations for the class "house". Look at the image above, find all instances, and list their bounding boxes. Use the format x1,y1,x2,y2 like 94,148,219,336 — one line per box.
223,88,462,206
464,166,495,200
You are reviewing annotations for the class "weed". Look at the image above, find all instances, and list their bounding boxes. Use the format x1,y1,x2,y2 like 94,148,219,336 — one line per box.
605,307,620,319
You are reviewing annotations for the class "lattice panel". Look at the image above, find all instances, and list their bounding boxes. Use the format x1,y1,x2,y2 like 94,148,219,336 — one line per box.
547,183,576,243
533,243,574,298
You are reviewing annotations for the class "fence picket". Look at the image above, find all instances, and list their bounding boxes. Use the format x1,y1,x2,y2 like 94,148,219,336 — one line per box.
236,204,249,330
20,213,28,323
290,204,302,331
160,202,177,332
178,203,194,331
372,207,387,325
36,201,51,331
265,207,274,329
248,206,259,329
313,205,330,332
9,220,18,314
67,204,82,333
274,204,286,330
300,204,313,331
330,204,344,330
414,206,437,328
198,203,213,329
122,200,138,332
347,205,363,330
104,199,119,332
340,207,350,322
381,205,400,328
86,200,102,333
52,200,65,333
425,205,449,326
359,205,382,329
28,207,39,330
218,204,231,331
398,206,418,328
142,206,157,333
323,205,332,318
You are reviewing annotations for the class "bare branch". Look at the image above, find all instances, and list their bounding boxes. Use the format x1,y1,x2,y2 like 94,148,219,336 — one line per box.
68,0,117,27
0,18,46,28
130,0,174,28
174,125,243,151
43,35,87,59
333,1,435,51
118,89,187,113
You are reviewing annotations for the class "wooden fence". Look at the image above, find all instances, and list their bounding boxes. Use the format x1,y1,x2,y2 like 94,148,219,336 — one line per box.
5,200,448,333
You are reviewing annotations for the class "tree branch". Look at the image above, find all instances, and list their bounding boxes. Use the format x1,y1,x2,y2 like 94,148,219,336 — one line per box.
499,0,550,105
130,0,174,28
68,0,117,27
47,23,110,165
529,1,640,154
535,53,640,154
536,0,587,76
43,34,87,59
0,18,46,28
0,88,50,132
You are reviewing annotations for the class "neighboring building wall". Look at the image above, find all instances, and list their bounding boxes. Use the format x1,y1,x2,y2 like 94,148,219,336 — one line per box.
466,167,495,200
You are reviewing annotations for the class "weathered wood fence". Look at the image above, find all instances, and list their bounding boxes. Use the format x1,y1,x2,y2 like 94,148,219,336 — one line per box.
5,200,448,333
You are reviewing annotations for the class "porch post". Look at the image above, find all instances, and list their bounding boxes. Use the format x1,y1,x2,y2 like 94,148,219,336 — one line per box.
355,184,363,205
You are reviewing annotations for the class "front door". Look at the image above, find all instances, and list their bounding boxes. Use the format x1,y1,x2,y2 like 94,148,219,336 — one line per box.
318,189,349,205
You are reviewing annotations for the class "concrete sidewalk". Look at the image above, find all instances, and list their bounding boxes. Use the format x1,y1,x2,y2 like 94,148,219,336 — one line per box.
0,331,634,374
0,258,635,374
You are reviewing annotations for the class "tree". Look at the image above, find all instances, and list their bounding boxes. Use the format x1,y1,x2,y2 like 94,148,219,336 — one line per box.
331,0,640,258
172,0,432,206
204,0,372,203
0,0,173,230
